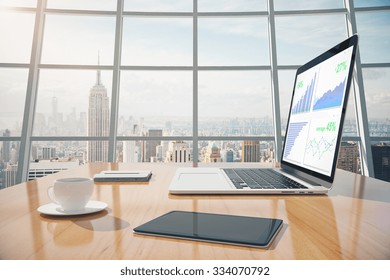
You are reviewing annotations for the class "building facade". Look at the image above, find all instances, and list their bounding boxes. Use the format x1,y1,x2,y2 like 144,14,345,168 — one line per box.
204,142,222,163
87,57,110,163
337,142,360,174
372,143,390,182
242,141,260,162
166,141,191,163
144,129,163,162
1,163,17,189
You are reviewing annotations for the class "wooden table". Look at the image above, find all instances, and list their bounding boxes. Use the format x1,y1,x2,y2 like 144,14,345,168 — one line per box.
0,163,389,260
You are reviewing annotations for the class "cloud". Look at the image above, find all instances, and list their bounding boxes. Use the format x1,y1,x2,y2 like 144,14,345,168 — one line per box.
121,18,192,66
41,15,116,65
363,69,386,80
198,71,272,117
125,0,192,12
118,71,192,117
276,15,347,64
199,0,265,12
0,12,35,63
199,17,268,40
47,0,116,10
367,91,390,105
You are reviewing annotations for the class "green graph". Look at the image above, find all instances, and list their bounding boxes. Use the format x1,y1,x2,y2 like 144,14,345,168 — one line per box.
305,136,336,160
306,121,337,160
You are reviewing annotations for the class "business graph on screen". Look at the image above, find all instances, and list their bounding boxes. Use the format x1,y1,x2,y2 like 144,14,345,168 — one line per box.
283,45,354,176
312,78,346,110
291,73,316,114
303,119,338,172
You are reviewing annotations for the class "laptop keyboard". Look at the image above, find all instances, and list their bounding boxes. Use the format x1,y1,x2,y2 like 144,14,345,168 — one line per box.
222,168,308,190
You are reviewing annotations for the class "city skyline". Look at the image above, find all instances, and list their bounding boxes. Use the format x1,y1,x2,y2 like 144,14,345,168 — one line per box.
1,117,390,189
1,1,390,135
1,1,389,188
2,94,390,137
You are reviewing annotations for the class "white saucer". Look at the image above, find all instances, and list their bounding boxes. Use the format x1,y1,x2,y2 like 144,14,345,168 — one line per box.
37,200,108,216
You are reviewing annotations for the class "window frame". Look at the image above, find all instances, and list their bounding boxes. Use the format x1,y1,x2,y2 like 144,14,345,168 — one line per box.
1,0,389,185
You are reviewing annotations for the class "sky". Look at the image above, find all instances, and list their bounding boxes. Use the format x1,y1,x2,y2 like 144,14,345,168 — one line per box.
0,0,389,135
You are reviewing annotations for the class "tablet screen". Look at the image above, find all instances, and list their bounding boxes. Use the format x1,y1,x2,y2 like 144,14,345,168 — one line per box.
133,211,283,248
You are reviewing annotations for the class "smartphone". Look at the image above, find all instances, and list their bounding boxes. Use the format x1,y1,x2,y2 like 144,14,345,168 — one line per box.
133,210,283,248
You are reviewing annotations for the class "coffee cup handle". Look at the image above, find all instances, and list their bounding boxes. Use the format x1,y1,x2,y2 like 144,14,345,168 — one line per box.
47,186,59,205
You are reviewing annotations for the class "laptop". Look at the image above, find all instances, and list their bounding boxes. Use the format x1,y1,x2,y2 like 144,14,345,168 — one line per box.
169,34,359,195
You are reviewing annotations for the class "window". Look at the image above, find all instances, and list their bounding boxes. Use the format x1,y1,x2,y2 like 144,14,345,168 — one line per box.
0,0,36,8
198,71,272,136
1,0,390,188
275,14,347,65
122,17,192,66
124,0,192,12
363,68,390,133
118,71,193,137
198,0,267,12
41,15,116,65
0,11,35,63
46,0,117,11
34,69,113,136
356,12,390,63
198,17,269,66
274,0,343,11
0,69,29,136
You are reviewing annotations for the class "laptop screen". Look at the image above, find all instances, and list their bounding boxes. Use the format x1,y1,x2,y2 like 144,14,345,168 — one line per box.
281,35,358,183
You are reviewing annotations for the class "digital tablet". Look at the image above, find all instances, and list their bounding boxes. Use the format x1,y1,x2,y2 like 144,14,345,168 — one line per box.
133,211,283,248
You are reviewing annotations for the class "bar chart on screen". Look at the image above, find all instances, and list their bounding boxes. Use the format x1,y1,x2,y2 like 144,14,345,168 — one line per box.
283,121,309,164
291,72,317,114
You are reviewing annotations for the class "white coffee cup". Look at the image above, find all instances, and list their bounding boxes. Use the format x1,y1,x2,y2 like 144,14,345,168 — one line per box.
47,177,94,211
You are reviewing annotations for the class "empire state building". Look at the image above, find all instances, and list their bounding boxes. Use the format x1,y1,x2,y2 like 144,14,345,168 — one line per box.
88,57,109,162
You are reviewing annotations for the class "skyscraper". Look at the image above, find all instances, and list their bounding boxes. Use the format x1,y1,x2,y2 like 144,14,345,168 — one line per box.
166,141,191,163
2,163,17,189
123,124,141,163
1,129,11,163
41,147,56,160
143,129,162,162
242,140,260,162
52,96,58,125
337,142,360,173
88,55,109,162
372,143,390,182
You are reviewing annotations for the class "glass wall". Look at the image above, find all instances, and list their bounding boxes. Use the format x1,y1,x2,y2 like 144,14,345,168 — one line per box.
1,0,390,188
355,6,390,180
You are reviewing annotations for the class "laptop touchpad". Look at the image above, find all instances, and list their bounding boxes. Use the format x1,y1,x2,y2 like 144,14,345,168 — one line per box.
177,172,230,189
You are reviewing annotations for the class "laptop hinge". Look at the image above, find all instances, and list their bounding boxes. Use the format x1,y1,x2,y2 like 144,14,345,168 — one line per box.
280,168,322,186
